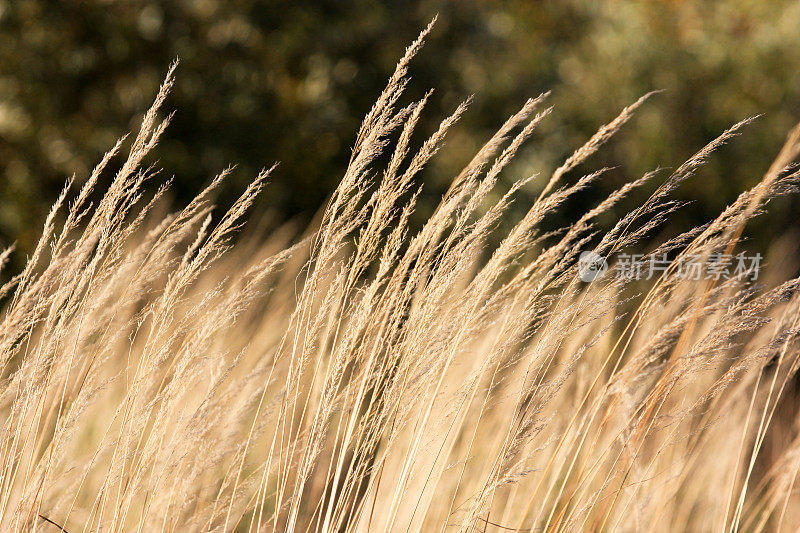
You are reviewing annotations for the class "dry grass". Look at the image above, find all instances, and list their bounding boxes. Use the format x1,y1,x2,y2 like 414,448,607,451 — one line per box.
3,22,800,532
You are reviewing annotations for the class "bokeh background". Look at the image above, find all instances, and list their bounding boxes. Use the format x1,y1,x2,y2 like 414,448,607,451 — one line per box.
1,0,800,268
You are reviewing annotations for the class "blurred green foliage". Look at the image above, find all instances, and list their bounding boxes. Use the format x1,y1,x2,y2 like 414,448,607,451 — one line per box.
1,0,799,265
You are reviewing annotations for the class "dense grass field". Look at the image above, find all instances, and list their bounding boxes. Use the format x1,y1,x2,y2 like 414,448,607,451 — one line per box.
2,23,800,531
